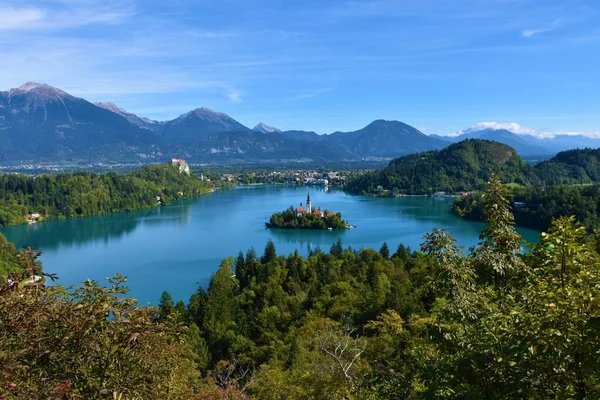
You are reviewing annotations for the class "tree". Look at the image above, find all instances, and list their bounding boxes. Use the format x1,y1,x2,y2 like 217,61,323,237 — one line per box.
245,247,257,265
474,174,526,288
421,228,478,320
392,243,410,263
0,275,200,399
203,258,238,360
236,251,248,288
187,322,211,370
330,239,343,257
518,216,600,398
379,242,390,259
158,290,175,321
261,240,277,264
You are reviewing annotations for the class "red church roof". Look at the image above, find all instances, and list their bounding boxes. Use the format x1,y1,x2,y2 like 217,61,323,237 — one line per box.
313,210,324,216
297,206,305,212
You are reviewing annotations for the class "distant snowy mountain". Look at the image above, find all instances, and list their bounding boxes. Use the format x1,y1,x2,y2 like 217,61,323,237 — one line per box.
450,127,600,156
253,122,282,133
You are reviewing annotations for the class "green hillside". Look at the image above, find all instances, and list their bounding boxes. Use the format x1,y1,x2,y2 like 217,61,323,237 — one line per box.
346,139,538,195
0,164,211,227
534,148,600,185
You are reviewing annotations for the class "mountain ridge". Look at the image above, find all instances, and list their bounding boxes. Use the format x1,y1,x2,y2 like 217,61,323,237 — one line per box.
1,82,599,164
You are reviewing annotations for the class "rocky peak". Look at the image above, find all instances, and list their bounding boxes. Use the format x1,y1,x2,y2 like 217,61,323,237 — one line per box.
95,101,126,114
253,122,282,133
8,82,70,98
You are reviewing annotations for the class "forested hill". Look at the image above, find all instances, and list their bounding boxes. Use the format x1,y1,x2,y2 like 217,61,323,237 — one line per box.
0,164,211,227
534,148,600,185
346,139,537,195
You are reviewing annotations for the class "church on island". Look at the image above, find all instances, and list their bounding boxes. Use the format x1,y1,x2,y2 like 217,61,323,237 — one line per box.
296,193,336,218
266,192,349,229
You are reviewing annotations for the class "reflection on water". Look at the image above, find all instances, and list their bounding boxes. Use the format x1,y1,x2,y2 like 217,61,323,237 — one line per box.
1,198,195,251
268,226,348,253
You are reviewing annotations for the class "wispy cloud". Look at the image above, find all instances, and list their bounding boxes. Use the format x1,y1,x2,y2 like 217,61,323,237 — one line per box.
522,17,573,38
522,28,555,37
0,3,133,31
288,88,332,101
225,89,243,104
452,122,600,139
0,7,45,30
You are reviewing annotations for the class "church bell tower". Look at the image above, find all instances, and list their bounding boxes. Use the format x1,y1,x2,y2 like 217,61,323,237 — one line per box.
306,192,312,213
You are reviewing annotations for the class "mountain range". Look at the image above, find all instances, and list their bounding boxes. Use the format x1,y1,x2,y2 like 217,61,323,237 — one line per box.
1,82,598,164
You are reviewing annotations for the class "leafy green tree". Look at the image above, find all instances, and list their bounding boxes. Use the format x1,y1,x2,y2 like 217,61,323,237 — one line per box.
474,173,525,287
519,216,600,398
0,275,200,399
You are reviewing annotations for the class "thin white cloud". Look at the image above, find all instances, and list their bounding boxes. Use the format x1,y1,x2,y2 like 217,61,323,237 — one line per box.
535,131,600,139
288,88,332,101
0,7,45,30
522,17,573,38
452,122,600,139
522,28,554,37
226,90,243,104
0,3,133,31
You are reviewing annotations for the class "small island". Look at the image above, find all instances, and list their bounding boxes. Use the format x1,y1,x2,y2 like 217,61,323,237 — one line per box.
266,193,351,230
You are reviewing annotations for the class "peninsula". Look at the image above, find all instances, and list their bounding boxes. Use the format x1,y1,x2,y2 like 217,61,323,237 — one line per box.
266,193,350,229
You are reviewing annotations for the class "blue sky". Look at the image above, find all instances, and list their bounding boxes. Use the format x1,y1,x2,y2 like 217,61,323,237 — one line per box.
1,0,599,136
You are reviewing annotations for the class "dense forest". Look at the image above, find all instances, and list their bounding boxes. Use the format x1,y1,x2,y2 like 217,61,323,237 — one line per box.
453,183,600,231
346,140,537,195
0,164,212,227
2,176,600,399
346,140,600,195
266,207,348,229
534,148,600,185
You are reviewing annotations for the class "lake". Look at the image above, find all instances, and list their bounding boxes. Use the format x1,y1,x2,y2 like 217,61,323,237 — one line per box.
0,185,540,305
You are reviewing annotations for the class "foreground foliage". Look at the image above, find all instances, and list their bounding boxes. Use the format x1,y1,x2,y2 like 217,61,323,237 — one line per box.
0,164,211,227
2,175,600,398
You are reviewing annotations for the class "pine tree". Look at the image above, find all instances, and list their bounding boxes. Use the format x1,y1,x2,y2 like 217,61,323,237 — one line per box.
379,242,390,259
261,240,277,264
158,290,174,321
235,251,248,288
246,247,257,264
393,243,410,262
330,239,343,257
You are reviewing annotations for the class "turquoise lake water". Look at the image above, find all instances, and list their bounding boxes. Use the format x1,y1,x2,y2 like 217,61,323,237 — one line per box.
0,185,540,305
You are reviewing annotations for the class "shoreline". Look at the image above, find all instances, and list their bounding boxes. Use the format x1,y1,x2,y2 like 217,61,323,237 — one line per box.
0,188,214,229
